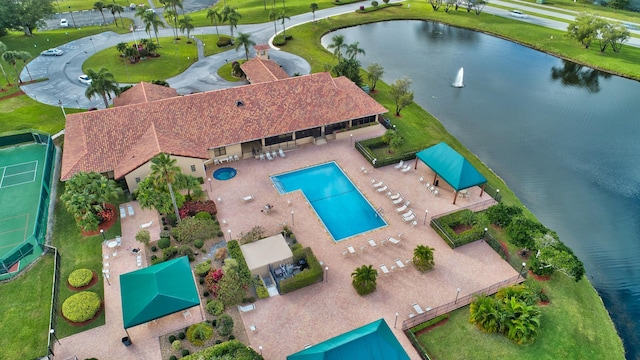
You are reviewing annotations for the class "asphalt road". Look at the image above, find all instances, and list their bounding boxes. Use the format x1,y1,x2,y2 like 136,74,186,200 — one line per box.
21,0,640,109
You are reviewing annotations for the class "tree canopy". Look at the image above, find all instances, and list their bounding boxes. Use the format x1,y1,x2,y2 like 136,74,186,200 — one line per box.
0,0,55,36
60,172,122,230
389,77,414,116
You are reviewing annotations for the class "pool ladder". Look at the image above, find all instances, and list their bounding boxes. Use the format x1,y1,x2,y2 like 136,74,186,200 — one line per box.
375,207,384,217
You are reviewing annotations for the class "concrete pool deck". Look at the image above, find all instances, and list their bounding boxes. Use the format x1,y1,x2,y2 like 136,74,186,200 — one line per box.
208,133,518,359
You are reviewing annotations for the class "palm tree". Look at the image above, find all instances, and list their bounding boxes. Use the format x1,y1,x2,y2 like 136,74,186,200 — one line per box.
161,0,183,39
0,42,11,87
17,51,33,82
176,174,203,200
327,35,347,62
142,11,165,45
106,3,125,28
2,50,21,84
502,297,541,344
94,1,107,26
310,3,318,22
84,67,119,108
163,8,179,40
268,10,278,37
346,41,366,60
277,10,290,39
150,153,182,223
116,42,128,56
178,15,195,42
351,264,378,295
469,294,501,333
124,46,139,63
412,244,435,273
221,6,241,37
235,33,255,61
206,8,222,39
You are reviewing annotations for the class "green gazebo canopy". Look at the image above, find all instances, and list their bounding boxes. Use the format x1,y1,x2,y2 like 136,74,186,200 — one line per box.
287,319,410,360
415,142,487,191
120,256,199,329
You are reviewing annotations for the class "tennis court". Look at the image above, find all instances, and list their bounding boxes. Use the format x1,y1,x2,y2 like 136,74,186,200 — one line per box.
0,131,55,280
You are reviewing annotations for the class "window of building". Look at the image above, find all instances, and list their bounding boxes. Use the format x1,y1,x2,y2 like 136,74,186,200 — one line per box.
190,165,196,172
214,147,227,156
135,177,141,183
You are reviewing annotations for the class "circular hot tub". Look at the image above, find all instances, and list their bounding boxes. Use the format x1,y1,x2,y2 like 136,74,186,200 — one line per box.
213,167,237,181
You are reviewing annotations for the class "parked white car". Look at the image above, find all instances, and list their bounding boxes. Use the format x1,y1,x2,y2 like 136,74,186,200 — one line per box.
60,18,69,27
510,10,528,18
78,75,92,85
41,48,64,56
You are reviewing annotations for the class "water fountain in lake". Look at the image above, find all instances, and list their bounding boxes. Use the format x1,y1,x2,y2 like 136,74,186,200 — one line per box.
452,67,464,88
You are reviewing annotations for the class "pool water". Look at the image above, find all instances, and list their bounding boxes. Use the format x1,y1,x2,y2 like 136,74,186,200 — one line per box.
271,162,385,241
213,167,237,180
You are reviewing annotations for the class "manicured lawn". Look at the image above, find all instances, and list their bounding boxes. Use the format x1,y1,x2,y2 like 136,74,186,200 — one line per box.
83,37,199,82
0,95,82,135
417,274,624,359
0,254,53,360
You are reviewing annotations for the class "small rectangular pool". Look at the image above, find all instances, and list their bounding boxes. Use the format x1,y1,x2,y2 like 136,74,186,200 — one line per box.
271,162,385,241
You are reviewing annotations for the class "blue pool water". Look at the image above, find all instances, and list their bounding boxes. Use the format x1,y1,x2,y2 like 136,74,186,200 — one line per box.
271,162,386,241
213,167,237,180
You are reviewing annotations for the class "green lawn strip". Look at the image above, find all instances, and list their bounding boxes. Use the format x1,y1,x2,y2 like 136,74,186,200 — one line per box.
82,37,198,82
492,0,577,16
516,0,640,23
217,60,247,81
417,274,624,359
192,35,236,57
0,95,81,134
0,255,53,360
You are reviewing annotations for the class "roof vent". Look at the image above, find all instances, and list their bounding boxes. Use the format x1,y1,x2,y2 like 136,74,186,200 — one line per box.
236,100,244,107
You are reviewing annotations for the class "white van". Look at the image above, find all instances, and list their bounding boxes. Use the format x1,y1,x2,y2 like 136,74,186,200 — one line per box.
60,18,69,27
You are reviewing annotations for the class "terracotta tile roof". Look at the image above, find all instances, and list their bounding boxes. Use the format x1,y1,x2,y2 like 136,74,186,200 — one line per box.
113,82,179,107
61,72,387,181
240,57,290,84
254,44,270,51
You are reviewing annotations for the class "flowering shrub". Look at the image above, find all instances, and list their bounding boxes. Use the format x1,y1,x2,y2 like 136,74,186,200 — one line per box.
179,200,218,218
204,269,224,297
97,207,115,223
359,5,365,10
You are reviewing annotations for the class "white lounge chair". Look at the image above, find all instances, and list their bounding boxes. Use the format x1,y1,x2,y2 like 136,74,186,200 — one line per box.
234,154,240,161
396,201,410,213
119,206,126,218
272,150,277,159
392,197,404,205
259,153,265,161
238,303,256,312
403,214,416,222
372,180,384,188
242,195,254,202
394,160,404,169
115,236,121,247
140,220,153,229
279,148,286,158
389,192,401,200
401,209,414,218
214,158,220,165
395,259,406,270
388,237,401,245
380,264,391,275
127,204,135,216
411,220,418,227
412,303,425,314
266,152,273,161
368,239,378,249
347,245,356,255
401,165,412,173
418,176,424,183
360,166,368,174
377,185,388,192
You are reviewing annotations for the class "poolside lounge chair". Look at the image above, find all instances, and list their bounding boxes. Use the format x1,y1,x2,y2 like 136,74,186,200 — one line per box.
140,220,153,229
394,160,405,169
401,209,414,218
127,204,135,216
242,195,255,202
372,180,384,188
377,185,388,192
389,192,401,200
266,152,273,161
368,239,378,249
433,189,439,196
411,220,418,227
214,158,220,165
392,197,404,205
279,148,286,158
360,166,368,174
396,201,411,213
412,303,425,314
259,153,265,161
234,154,240,161
238,303,256,312
388,237,401,245
347,245,356,255
395,259,406,270
403,213,416,222
401,165,412,173
419,176,424,183
380,264,391,275
119,206,126,218
115,236,121,247
272,150,277,159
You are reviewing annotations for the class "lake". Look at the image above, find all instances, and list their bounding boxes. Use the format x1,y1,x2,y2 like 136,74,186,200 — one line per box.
322,20,640,359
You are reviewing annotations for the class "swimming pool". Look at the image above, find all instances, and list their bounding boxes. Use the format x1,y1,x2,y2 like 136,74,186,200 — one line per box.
213,167,237,180
271,162,385,241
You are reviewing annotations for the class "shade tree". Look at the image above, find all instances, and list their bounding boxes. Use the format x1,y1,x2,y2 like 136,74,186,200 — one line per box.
389,76,414,116
61,172,122,231
366,63,384,91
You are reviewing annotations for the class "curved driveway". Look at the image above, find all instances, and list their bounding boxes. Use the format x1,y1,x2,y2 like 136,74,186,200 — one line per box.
21,1,640,109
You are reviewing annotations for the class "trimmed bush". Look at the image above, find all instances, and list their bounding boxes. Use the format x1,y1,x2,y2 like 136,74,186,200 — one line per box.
195,211,212,220
68,268,93,288
371,0,378,5
181,340,261,359
151,245,157,252
171,217,218,243
169,356,177,360
172,339,182,350
206,299,225,316
61,291,101,323
163,246,178,260
214,247,227,261
158,237,171,249
178,332,186,340
216,314,234,337
216,230,224,238
256,282,269,299
216,36,233,47
194,239,204,249
166,213,178,227
160,230,172,238
178,245,195,261
168,335,176,343
228,335,235,340
195,259,212,276
181,349,190,356
187,322,214,346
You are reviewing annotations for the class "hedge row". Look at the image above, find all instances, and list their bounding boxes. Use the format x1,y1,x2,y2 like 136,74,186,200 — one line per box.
279,247,323,294
431,210,485,248
355,139,419,168
226,240,252,287
182,339,262,360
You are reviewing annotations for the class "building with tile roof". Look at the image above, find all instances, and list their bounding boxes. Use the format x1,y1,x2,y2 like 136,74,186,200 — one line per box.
61,72,387,191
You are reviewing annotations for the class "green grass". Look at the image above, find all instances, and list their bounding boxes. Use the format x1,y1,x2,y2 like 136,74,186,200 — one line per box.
515,0,640,23
83,37,199,82
0,255,53,359
0,95,82,135
217,59,247,81
417,274,624,359
192,34,237,57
